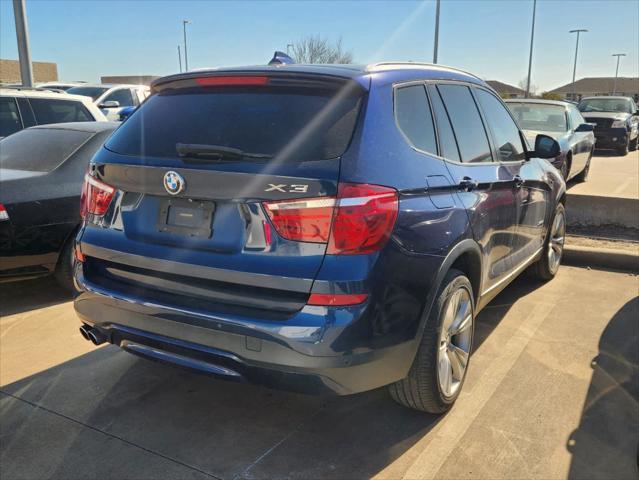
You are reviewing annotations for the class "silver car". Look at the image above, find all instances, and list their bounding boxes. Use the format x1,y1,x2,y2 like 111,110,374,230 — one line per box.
506,99,596,181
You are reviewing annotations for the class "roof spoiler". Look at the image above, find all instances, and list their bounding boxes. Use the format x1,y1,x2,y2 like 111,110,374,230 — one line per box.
268,51,295,66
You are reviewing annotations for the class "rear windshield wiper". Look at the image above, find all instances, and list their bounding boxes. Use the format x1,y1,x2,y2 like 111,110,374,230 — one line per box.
176,143,273,161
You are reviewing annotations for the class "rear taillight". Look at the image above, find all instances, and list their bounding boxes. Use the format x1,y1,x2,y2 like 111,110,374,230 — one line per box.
80,174,115,219
263,183,398,255
0,204,9,221
307,293,369,306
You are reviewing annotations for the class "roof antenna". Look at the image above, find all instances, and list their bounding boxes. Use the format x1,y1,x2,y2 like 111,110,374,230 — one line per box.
268,51,295,66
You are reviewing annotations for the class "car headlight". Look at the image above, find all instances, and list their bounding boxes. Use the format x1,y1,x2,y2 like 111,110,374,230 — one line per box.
611,120,627,128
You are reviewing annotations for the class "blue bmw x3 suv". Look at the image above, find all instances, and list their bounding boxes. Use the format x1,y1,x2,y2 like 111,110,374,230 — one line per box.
74,62,566,413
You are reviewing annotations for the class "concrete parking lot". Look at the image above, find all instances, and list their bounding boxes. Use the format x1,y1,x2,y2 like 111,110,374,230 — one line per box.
568,149,638,199
1,265,637,480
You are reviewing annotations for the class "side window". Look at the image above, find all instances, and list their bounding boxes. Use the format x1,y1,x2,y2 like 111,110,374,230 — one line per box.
475,89,526,162
568,106,584,129
394,84,437,154
427,85,460,162
16,97,36,127
438,85,492,163
0,97,23,137
29,98,93,124
104,88,135,107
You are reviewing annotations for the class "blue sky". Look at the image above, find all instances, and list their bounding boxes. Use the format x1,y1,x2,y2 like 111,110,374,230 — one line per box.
1,0,637,91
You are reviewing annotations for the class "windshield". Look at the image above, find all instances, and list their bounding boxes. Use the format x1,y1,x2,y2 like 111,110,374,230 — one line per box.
507,103,568,133
106,84,363,161
578,98,632,114
66,86,108,100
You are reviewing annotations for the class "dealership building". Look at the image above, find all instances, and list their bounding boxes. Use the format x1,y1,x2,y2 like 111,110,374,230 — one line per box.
549,77,639,102
0,58,58,84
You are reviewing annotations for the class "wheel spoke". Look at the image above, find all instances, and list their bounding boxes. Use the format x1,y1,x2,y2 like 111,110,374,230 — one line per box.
447,347,464,381
451,313,472,336
439,354,452,395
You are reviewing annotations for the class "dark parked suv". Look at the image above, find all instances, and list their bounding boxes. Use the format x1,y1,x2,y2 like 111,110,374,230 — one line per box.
74,63,566,413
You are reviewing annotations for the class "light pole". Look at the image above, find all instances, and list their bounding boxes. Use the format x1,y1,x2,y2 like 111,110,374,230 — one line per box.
286,43,293,57
525,0,537,98
182,20,191,71
433,0,440,64
569,29,588,101
12,0,34,87
177,45,182,73
612,53,626,94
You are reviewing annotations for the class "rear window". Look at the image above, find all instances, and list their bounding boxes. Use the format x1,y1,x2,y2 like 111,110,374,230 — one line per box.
67,86,109,100
0,128,93,172
30,98,94,124
507,102,568,132
105,84,363,161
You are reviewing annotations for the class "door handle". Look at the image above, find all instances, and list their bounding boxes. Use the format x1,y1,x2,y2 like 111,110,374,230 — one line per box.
459,176,479,192
513,175,524,189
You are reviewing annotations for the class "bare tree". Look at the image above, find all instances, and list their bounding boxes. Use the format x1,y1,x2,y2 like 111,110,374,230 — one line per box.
518,78,539,97
291,36,353,64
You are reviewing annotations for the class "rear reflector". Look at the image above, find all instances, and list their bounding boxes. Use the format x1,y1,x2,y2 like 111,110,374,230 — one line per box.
74,244,86,263
195,76,269,87
0,204,8,221
80,174,115,218
307,293,368,306
263,183,398,255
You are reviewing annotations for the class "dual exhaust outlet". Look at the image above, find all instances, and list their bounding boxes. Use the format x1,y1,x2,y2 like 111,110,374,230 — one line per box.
79,325,107,346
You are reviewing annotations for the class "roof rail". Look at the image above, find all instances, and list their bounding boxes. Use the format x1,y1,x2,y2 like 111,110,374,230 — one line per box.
0,86,67,94
365,62,483,82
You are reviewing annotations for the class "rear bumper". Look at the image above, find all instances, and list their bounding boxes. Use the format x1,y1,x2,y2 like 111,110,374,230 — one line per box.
74,271,417,395
593,128,628,148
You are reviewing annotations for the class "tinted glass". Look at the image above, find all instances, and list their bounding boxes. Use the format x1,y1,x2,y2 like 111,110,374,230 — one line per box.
0,128,93,172
394,85,437,154
66,86,108,100
476,90,525,162
30,98,93,124
438,85,492,163
0,97,22,137
427,85,460,161
106,85,363,161
507,102,568,132
104,88,135,107
578,97,633,114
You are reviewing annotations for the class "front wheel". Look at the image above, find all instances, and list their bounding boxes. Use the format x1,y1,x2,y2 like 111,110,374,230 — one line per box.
574,151,592,183
617,139,629,156
629,135,638,152
529,203,565,281
389,269,474,413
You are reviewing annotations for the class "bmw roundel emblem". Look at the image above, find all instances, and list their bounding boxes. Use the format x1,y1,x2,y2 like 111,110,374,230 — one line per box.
163,171,185,195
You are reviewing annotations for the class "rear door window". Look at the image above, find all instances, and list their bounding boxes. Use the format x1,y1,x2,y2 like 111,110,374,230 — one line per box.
0,97,22,137
104,88,136,107
394,84,437,154
29,98,93,124
106,83,363,161
475,89,525,162
427,85,461,162
0,128,93,172
437,84,492,163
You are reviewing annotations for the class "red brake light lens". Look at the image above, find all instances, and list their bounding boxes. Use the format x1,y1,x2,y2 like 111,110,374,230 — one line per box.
0,204,9,222
80,174,115,219
262,183,398,255
195,76,269,87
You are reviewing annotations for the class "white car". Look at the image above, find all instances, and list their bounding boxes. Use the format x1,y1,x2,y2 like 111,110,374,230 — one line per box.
0,88,107,139
66,84,150,121
37,81,88,91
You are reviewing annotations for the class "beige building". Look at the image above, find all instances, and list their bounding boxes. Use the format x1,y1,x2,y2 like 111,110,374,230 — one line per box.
486,80,525,99
549,77,639,102
101,75,159,86
0,59,58,84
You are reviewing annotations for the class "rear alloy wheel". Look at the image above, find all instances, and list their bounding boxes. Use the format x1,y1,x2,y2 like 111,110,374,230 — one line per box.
530,203,565,281
389,269,474,413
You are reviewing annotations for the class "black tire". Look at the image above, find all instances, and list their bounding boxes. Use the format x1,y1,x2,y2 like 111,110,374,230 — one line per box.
559,159,569,181
617,139,629,156
574,151,592,183
629,135,638,152
529,203,565,281
388,269,474,413
54,235,77,292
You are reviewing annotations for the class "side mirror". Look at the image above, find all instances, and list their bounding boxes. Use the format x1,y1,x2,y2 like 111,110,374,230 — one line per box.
99,100,120,109
531,134,560,159
575,123,594,132
118,106,136,121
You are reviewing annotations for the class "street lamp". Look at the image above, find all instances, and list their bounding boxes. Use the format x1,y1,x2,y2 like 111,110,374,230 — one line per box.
177,45,182,73
525,0,537,98
286,43,293,57
612,53,626,94
182,20,191,71
433,0,440,64
569,29,588,101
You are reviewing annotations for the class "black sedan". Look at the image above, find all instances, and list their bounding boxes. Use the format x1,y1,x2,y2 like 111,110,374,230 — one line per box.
0,122,117,289
506,99,596,181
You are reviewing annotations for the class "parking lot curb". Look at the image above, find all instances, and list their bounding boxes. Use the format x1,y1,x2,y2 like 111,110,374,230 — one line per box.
563,244,639,273
566,194,639,229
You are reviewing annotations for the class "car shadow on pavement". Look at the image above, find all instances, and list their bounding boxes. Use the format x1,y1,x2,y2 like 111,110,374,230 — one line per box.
0,274,547,480
0,276,71,317
566,296,639,479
